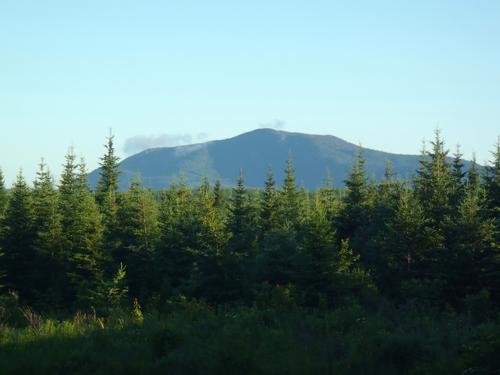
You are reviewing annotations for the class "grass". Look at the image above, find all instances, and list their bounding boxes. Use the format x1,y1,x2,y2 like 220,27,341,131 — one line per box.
0,300,499,374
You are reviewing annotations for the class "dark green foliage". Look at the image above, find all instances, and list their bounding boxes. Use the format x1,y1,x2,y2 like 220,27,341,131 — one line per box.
259,168,279,236
32,160,65,305
0,130,498,372
1,302,498,374
337,148,369,242
0,168,7,215
0,173,37,301
117,178,159,301
484,137,500,221
96,131,121,202
96,132,121,271
58,152,105,308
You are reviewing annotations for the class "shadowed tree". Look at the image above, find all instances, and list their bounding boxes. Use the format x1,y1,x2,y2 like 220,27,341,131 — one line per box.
0,172,37,302
0,168,7,215
96,131,121,270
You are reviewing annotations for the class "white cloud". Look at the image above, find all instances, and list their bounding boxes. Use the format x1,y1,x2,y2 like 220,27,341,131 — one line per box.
259,119,286,130
123,133,208,155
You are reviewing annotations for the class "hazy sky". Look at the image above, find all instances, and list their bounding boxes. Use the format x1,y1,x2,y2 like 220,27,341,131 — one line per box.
1,0,499,185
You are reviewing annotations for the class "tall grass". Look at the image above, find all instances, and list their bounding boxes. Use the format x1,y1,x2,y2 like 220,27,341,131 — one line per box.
0,299,498,374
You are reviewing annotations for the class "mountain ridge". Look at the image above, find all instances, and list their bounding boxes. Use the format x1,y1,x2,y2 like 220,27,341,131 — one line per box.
88,128,468,190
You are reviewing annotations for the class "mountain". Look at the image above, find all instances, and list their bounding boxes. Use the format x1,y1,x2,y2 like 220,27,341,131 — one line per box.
88,128,430,190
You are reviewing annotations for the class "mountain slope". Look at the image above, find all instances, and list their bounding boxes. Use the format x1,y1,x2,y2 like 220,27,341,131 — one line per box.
88,129,427,190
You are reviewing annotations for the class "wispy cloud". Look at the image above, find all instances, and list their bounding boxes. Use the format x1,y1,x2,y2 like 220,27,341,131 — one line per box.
123,133,208,155
259,119,286,130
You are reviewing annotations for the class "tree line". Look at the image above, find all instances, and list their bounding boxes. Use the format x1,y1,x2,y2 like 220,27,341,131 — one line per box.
0,130,499,314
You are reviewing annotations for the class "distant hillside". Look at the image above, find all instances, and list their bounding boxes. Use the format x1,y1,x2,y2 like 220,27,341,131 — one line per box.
88,128,445,190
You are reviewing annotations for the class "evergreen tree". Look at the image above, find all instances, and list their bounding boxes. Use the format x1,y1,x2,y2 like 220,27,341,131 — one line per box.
467,154,480,193
227,171,256,255
59,154,105,308
96,131,120,203
280,157,300,228
0,172,37,301
414,129,454,226
319,171,339,223
0,168,7,215
337,147,369,241
213,178,225,209
157,179,195,293
31,160,64,305
446,184,497,302
297,193,337,306
117,178,159,300
260,168,279,236
258,165,300,288
450,145,466,209
96,132,121,269
379,186,440,297
484,137,500,222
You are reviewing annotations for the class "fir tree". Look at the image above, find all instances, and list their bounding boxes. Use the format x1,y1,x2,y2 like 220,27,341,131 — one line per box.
337,147,369,241
297,193,337,306
0,172,37,301
260,168,279,236
96,132,121,269
213,179,225,209
59,155,105,308
227,171,255,255
280,157,300,227
467,154,480,193
414,129,453,226
117,178,159,300
0,167,7,215
380,186,440,296
484,137,500,222
96,130,120,203
157,179,195,293
32,160,64,305
446,184,497,302
450,145,466,209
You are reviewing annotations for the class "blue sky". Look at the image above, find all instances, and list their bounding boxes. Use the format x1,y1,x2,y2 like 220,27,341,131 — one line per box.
1,0,499,185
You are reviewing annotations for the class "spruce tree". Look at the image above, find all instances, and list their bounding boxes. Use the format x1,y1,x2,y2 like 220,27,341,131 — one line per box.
117,178,159,300
450,145,466,209
0,172,37,301
96,132,121,269
414,129,453,226
32,160,64,305
484,137,500,222
297,193,337,306
337,147,369,241
260,168,279,236
280,157,300,228
446,183,497,302
59,154,104,308
191,178,233,302
0,168,7,215
96,131,121,202
380,186,440,297
467,154,480,193
157,178,195,293
228,171,255,254
319,171,338,223
213,178,225,209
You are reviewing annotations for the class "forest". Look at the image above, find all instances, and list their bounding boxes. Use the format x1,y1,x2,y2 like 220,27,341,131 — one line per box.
0,130,499,374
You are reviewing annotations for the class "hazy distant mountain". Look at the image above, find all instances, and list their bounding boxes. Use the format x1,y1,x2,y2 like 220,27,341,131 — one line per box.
88,128,431,190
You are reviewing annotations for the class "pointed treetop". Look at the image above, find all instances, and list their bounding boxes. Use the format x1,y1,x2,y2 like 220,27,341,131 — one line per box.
283,156,297,192
384,160,394,182
97,130,121,196
452,144,465,180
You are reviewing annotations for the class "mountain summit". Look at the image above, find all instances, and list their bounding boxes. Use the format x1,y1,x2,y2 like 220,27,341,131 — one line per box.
89,128,422,190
